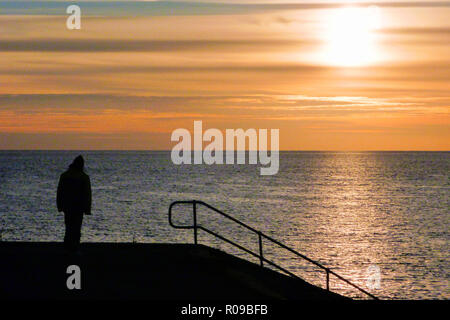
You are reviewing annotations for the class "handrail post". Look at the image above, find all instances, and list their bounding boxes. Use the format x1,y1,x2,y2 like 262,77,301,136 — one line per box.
258,232,263,267
193,200,198,245
326,268,330,291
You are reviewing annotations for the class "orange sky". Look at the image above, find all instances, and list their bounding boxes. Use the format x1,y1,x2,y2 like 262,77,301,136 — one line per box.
0,1,449,150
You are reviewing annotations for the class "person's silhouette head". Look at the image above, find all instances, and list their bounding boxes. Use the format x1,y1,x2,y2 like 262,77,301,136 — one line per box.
69,155,84,171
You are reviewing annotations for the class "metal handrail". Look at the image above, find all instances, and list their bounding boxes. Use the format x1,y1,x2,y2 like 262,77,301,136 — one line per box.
168,200,379,300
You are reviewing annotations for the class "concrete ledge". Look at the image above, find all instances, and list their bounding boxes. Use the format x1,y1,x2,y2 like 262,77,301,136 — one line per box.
0,242,348,300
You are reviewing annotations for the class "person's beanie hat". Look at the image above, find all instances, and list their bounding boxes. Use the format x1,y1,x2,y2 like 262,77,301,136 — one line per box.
69,155,84,170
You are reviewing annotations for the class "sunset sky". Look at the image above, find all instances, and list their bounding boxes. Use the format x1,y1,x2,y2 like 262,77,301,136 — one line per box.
0,0,449,150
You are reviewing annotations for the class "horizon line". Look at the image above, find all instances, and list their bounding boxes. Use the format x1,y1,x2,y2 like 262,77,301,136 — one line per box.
0,149,448,152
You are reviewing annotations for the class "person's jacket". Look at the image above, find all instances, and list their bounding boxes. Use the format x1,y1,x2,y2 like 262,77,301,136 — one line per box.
57,168,91,215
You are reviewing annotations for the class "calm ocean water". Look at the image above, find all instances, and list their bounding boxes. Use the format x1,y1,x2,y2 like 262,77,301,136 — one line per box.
0,151,448,299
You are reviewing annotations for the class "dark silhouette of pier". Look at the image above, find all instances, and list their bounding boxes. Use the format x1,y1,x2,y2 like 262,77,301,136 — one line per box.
0,242,346,300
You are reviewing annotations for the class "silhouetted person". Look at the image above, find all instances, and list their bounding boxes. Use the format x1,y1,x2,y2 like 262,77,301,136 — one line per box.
57,155,91,253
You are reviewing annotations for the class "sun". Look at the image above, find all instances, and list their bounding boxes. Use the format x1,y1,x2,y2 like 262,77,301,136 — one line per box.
322,6,381,67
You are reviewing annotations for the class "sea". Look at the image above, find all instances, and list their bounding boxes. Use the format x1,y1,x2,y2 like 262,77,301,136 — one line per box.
0,151,448,299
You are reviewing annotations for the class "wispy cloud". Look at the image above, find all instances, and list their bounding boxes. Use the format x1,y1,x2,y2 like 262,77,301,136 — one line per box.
0,39,312,52
0,93,444,117
0,1,449,16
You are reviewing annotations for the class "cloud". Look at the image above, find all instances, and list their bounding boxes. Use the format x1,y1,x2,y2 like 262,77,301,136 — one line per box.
0,1,449,16
2,60,449,83
0,131,171,150
0,39,312,52
0,93,443,117
378,27,450,35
